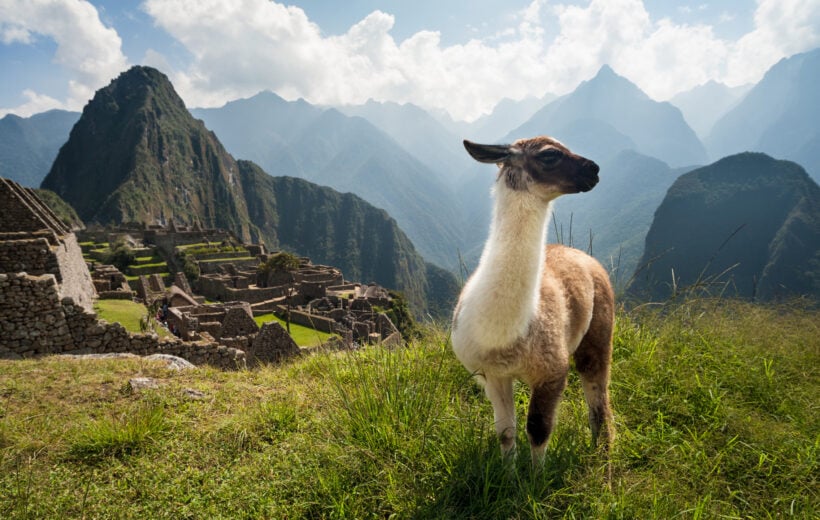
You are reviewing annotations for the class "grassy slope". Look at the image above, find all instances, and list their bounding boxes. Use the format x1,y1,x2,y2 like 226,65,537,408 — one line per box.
0,300,817,518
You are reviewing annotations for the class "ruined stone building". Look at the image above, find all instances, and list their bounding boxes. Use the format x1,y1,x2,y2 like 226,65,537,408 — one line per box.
0,178,244,368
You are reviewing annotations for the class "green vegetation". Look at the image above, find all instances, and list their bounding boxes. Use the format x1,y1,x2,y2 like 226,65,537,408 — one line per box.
100,238,137,272
34,188,84,230
94,299,170,338
93,299,149,333
0,299,816,518
253,313,333,347
177,243,247,256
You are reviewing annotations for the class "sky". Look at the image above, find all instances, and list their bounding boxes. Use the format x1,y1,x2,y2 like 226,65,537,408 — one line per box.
0,0,819,121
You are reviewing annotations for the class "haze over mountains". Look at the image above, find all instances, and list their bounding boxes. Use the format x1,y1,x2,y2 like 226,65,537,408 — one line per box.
3,47,820,303
706,48,820,183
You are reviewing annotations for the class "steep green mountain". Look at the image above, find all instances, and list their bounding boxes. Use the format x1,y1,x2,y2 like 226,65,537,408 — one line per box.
509,65,708,167
40,66,457,314
706,48,820,182
630,153,820,301
42,66,256,240
192,92,466,271
0,109,79,187
34,188,84,230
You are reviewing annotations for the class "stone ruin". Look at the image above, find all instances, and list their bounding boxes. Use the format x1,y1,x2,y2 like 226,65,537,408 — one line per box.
188,255,402,347
90,264,135,300
0,178,245,369
1,177,408,369
0,177,95,311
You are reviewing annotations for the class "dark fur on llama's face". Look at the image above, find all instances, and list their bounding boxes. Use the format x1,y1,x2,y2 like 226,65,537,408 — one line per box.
463,136,600,198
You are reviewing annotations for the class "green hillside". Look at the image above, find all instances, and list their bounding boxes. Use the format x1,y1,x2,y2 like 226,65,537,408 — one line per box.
0,300,816,518
631,152,820,301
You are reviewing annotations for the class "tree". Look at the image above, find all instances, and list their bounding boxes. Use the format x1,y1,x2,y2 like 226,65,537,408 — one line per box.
104,238,135,272
258,252,300,333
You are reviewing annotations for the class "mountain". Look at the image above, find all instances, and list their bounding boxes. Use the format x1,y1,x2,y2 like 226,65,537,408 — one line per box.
41,66,457,314
706,48,820,182
670,80,751,139
192,93,466,270
455,65,708,271
464,95,553,142
629,153,820,301
0,109,79,187
34,188,84,230
508,65,708,167
550,151,692,287
338,100,471,187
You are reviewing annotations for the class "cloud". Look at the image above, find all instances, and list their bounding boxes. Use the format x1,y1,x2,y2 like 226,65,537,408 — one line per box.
727,0,820,86
144,0,738,119
3,0,812,120
0,0,128,115
143,0,555,120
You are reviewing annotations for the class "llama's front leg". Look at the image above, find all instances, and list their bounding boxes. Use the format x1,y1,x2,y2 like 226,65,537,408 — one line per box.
484,375,516,459
527,375,567,467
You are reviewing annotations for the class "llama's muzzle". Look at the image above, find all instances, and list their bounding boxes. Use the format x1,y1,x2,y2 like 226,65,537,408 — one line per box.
576,160,600,192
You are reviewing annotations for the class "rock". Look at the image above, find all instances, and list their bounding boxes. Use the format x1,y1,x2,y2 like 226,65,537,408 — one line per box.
145,354,197,370
183,388,206,400
128,377,160,391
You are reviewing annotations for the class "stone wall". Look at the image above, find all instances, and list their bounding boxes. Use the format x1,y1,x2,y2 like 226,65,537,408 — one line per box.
278,308,338,334
0,272,245,369
52,233,96,311
195,275,286,303
0,236,58,277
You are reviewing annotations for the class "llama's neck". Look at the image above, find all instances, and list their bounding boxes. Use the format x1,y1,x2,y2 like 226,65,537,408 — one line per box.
457,188,553,348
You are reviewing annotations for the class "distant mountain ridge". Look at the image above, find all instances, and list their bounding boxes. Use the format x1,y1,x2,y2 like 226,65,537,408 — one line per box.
0,109,79,187
508,65,708,167
707,48,820,182
192,92,467,271
455,65,709,271
670,80,751,140
40,66,457,314
630,152,820,301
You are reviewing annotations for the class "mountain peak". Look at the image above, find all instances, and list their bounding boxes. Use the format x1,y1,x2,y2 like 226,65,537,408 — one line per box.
594,64,617,78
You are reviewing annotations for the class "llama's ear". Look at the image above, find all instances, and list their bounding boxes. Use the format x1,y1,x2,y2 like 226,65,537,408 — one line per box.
463,140,511,164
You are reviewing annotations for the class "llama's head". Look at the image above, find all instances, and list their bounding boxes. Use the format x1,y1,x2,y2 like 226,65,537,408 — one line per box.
464,136,599,200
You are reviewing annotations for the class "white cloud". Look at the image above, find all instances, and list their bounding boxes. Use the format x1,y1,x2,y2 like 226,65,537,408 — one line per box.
0,0,128,115
3,0,813,121
143,0,555,120
0,89,64,118
727,0,820,86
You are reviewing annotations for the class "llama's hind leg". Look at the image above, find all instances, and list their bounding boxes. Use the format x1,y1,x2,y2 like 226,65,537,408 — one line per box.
526,373,568,467
483,375,517,459
574,332,614,451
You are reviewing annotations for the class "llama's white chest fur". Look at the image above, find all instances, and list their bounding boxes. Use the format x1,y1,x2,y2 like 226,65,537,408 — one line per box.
452,190,551,369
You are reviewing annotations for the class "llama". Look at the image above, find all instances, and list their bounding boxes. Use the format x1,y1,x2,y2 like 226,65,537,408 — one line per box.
451,136,615,467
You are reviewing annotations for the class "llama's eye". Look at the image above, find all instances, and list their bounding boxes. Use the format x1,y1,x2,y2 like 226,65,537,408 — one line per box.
536,149,563,165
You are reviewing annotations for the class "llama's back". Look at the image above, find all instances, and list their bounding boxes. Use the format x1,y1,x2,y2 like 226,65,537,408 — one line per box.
539,244,614,353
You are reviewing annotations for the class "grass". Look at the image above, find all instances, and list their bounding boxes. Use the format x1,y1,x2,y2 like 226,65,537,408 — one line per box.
93,299,149,333
94,299,171,338
253,313,334,347
0,299,817,518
